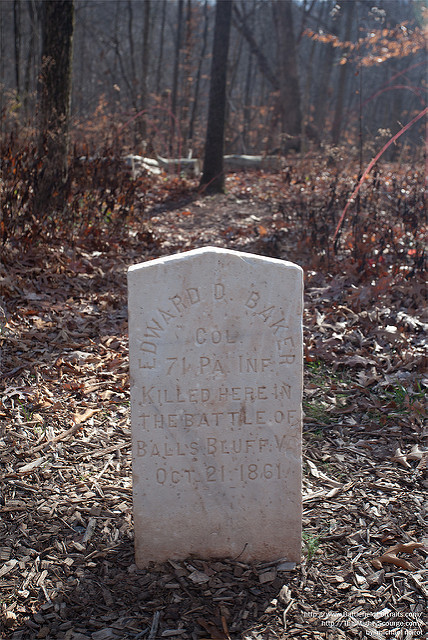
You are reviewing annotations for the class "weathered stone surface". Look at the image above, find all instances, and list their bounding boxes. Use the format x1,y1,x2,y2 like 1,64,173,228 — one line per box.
128,247,303,567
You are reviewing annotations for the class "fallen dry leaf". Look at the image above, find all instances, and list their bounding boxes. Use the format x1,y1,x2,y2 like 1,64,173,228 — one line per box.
391,447,411,468
372,540,425,572
17,457,46,474
72,408,99,424
1,151,426,639
384,541,425,554
407,444,424,460
374,553,415,571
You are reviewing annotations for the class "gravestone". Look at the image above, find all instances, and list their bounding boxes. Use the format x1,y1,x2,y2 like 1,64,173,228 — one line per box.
128,247,303,567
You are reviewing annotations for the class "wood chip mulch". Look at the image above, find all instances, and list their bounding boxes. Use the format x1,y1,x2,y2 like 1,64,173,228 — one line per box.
1,187,427,640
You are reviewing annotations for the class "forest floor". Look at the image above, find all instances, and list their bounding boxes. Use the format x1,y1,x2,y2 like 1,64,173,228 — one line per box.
1,161,427,640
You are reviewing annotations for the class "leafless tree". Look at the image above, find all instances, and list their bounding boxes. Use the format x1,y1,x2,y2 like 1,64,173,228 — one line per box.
34,0,74,217
200,0,233,193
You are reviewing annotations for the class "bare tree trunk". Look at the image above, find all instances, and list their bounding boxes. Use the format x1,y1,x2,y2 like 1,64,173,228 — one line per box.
331,0,354,145
24,0,38,119
127,0,137,87
170,0,184,155
188,0,208,149
233,3,279,91
242,1,256,152
273,0,302,151
313,0,337,135
301,0,326,150
200,0,233,193
13,0,21,97
34,0,74,218
140,0,151,143
234,0,302,153
127,0,137,96
181,0,193,150
113,0,137,124
155,0,167,95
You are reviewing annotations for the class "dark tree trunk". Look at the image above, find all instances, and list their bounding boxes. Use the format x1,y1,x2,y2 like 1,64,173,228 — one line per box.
200,0,233,194
313,0,338,134
113,1,136,116
140,0,151,142
242,1,256,152
127,0,137,96
155,0,167,94
24,0,38,118
188,0,209,147
234,0,302,154
34,0,74,218
331,0,354,145
170,0,184,155
181,0,193,149
273,0,302,150
301,0,327,150
13,0,21,97
233,3,279,91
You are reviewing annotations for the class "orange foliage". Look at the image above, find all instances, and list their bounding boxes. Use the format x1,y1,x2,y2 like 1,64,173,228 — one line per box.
304,23,425,66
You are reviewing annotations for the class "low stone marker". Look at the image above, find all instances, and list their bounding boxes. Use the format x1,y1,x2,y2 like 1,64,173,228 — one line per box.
128,247,303,567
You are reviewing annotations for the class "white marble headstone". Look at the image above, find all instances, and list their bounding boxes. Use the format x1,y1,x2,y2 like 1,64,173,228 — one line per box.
128,247,303,567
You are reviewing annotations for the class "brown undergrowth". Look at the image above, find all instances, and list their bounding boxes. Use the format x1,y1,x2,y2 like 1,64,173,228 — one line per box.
1,154,426,639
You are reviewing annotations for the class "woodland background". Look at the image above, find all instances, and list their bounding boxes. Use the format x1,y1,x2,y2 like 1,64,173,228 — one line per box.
1,0,426,158
0,1,427,639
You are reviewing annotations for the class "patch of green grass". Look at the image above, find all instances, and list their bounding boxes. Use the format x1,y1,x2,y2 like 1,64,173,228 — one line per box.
305,359,331,386
305,359,353,386
377,380,426,417
304,428,324,439
34,422,47,434
302,531,322,561
390,381,425,405
304,360,356,425
362,408,385,424
17,400,33,422
303,398,337,425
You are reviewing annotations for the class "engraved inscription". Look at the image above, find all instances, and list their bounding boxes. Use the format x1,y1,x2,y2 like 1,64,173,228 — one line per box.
138,283,298,370
138,383,291,406
136,434,293,458
134,276,299,465
196,328,238,344
128,247,303,565
153,463,286,486
158,353,294,376
136,409,298,430
238,356,272,373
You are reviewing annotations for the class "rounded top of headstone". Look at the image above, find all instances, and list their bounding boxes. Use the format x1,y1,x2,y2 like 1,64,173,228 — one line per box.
128,246,303,274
